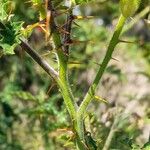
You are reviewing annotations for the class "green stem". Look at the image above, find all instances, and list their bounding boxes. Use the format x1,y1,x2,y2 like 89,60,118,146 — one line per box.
77,14,126,140
52,32,77,121
47,0,77,134
57,80,76,119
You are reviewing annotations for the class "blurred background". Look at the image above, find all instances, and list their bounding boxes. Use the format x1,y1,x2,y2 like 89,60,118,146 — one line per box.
0,0,150,149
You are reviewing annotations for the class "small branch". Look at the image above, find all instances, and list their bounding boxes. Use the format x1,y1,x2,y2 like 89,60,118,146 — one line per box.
20,38,59,79
102,115,119,150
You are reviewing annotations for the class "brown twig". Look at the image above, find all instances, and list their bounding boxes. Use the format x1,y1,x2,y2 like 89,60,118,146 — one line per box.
20,38,58,79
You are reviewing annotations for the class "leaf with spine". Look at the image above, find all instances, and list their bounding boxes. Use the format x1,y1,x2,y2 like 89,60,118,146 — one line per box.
0,20,23,55
120,0,141,18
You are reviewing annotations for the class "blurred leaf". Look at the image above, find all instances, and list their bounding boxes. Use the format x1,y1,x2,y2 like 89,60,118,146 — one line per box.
13,91,37,102
0,82,19,103
0,0,9,20
142,139,150,150
52,0,63,8
75,0,94,5
85,132,97,150
94,95,108,103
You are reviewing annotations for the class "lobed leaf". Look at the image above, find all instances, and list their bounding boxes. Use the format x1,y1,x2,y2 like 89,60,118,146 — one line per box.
0,20,24,55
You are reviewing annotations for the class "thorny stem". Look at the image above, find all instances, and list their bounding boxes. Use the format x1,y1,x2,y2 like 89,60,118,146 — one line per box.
77,14,127,141
47,0,77,120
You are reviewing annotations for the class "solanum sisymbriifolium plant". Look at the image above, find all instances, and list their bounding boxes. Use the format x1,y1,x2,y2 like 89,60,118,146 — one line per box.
1,0,149,149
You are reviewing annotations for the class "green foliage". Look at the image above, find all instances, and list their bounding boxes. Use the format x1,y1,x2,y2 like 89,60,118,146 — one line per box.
0,0,23,56
0,0,149,149
143,139,150,150
0,21,23,55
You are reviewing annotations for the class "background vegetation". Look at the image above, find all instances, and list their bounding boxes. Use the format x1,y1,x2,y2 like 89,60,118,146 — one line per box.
0,0,150,149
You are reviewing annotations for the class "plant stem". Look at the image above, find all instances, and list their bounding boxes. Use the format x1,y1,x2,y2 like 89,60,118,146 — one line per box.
57,76,77,120
47,0,77,120
102,114,119,150
77,14,126,140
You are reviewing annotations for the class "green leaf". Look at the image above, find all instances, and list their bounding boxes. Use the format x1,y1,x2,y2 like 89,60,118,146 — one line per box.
13,91,37,102
142,140,150,150
0,0,24,56
0,20,23,55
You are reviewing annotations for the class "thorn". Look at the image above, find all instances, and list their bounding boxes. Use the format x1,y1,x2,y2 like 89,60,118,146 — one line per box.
60,15,74,29
68,61,83,65
94,95,108,103
64,39,91,45
93,62,102,66
73,15,94,20
111,57,119,62
41,51,51,57
119,39,137,44
73,21,81,27
57,26,70,34
47,82,56,95
55,9,70,16
129,17,135,22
